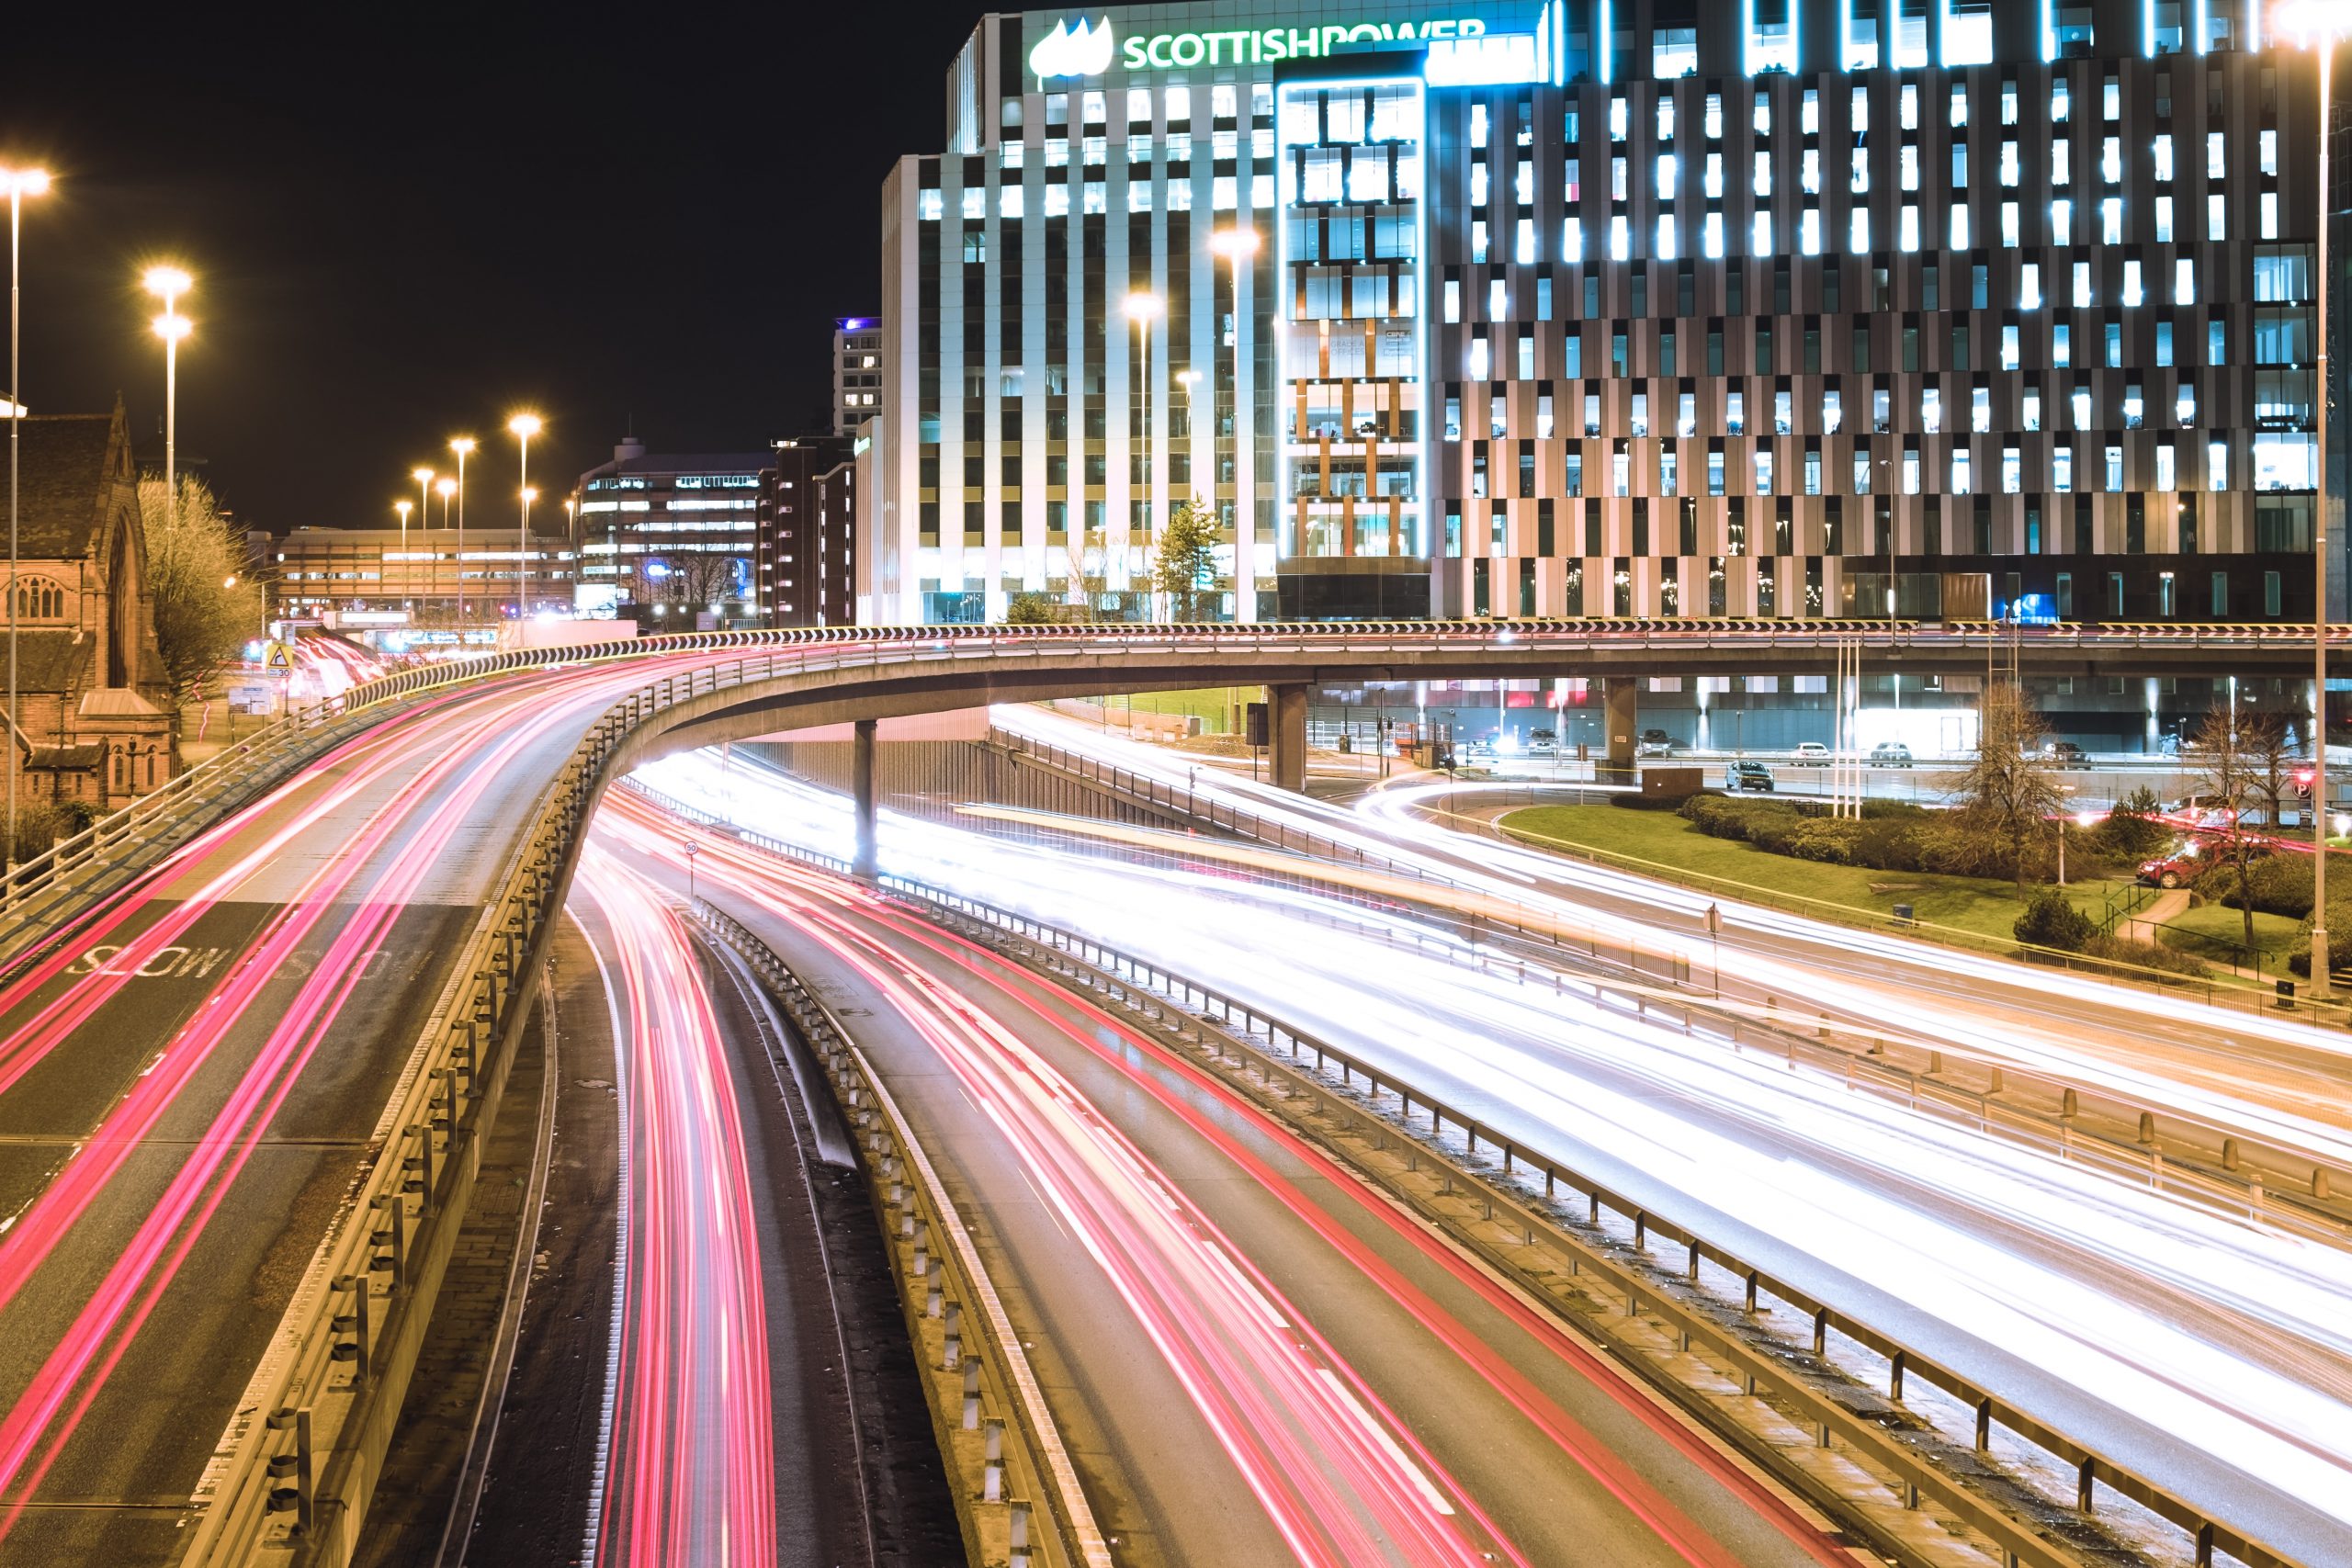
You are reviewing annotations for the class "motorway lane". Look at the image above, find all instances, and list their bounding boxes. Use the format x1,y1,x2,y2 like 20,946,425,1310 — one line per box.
1001,706,2352,1159
634,750,2352,1566
572,849,777,1568
0,658,717,1564
602,795,1860,1568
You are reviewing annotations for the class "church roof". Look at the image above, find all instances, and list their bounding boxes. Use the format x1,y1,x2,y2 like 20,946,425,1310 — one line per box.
8,407,133,559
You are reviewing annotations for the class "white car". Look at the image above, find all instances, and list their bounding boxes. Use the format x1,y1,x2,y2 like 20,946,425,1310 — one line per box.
1793,742,1830,766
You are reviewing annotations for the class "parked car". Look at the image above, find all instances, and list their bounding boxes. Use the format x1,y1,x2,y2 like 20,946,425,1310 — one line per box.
1528,728,1557,755
2138,854,2196,889
1793,741,1830,766
1869,741,1913,767
1637,728,1674,758
2044,740,2090,767
1726,760,1776,793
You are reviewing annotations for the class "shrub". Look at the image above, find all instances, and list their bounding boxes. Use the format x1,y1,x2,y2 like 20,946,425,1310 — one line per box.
2288,901,2352,977
2015,889,2096,952
1781,818,1866,864
2083,932,2210,976
1611,788,1706,811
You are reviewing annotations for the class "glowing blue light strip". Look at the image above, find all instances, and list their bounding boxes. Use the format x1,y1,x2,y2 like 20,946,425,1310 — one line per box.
1552,0,1565,85
1935,0,1951,67
1597,0,1611,83
2143,0,2155,56
2041,0,2056,61
2194,0,2208,54
1742,0,1755,74
1840,0,1852,72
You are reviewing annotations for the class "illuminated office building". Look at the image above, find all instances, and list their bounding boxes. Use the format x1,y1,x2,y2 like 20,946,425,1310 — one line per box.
872,0,2341,625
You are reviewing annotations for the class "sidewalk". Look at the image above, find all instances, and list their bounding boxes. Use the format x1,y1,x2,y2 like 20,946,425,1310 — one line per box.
2121,887,2190,942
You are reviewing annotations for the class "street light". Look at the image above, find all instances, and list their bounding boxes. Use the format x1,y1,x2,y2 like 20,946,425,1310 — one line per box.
410,467,435,613
1124,291,1164,614
1208,227,1261,623
143,265,193,527
435,476,456,634
5,165,50,874
507,413,541,629
448,435,476,634
2279,2,2350,995
392,497,413,607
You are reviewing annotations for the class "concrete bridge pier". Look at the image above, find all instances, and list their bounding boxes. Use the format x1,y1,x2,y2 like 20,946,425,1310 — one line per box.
1599,676,1639,784
1270,683,1309,793
853,716,878,878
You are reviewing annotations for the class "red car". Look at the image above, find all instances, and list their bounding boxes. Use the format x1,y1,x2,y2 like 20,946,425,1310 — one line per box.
2137,855,2199,889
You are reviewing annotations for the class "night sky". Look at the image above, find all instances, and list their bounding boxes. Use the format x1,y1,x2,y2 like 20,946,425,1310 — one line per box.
3,0,989,532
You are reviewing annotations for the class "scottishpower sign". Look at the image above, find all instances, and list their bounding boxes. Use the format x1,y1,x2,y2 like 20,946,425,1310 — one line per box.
1029,15,1489,77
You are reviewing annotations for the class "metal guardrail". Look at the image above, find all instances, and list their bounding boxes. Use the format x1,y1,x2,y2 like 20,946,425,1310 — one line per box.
689,900,1109,1568
622,789,2303,1568
896,889,2304,1568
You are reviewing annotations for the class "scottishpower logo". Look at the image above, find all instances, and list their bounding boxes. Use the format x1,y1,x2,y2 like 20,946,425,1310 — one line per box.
1029,17,1116,78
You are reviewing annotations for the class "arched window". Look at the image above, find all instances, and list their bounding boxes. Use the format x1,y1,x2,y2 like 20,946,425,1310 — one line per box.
13,579,63,620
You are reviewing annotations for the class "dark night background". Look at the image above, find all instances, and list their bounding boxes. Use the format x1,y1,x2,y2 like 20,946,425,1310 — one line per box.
1,0,988,531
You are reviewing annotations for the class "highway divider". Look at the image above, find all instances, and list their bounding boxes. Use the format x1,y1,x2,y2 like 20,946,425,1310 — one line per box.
687,900,1111,1568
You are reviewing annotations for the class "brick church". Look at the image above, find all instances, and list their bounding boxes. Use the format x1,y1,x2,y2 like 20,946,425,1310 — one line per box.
8,402,177,813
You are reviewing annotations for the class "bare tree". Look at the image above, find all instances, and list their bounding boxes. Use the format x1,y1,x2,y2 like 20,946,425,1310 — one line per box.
2185,705,2267,950
2239,708,2301,830
639,551,742,616
138,475,266,712
1942,682,2065,896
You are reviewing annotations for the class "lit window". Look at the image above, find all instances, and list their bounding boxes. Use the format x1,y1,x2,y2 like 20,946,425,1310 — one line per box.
2023,388,2041,430
1850,85,1869,130
1899,205,1919,252
1656,214,1679,259
2100,197,2122,243
1489,278,1508,319
2260,192,2279,239
2073,385,2092,429
1610,214,1631,260
2122,259,2143,307
1657,96,1677,140
1754,88,1771,135
2177,384,2196,425
2103,78,2120,120
1515,218,1537,265
2054,322,2072,366
1950,203,1970,248
1754,449,1773,494
1562,215,1583,259
2052,197,2073,240
1467,335,1489,378
1703,211,1726,257
1472,218,1488,260
2002,446,2022,493
1610,96,1628,141
1679,391,1697,436
1752,210,1773,255
1443,279,1461,321
1000,186,1023,218
1849,208,1870,253
1823,389,1841,433
1900,84,1918,130
2153,133,2173,183
1657,152,1679,197
1901,144,1919,191
1802,90,1819,135
2154,196,2173,243
1903,449,1920,492
1706,94,1724,139
2208,131,2225,178
1800,208,1821,254
961,187,984,220
1471,163,1490,206
2053,446,2074,491
1515,161,1533,205
918,188,944,221
2020,263,2041,309
2259,129,2278,175
2155,443,2176,491
2208,195,2225,242
2105,444,2123,491
2001,323,2020,369
1611,156,1628,200
2000,141,2019,186
1972,385,1991,432
2208,438,2227,490
2101,136,2120,185
2053,80,2071,121
1923,386,1942,433
2002,201,2019,245
1850,146,1869,194
1801,147,1819,194
2176,259,2195,305
1754,152,1772,197
1951,449,1972,493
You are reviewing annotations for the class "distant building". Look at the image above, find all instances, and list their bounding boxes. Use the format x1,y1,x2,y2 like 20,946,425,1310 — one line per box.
274,522,576,628
571,437,773,629
833,317,885,435
762,435,857,626
7,403,178,810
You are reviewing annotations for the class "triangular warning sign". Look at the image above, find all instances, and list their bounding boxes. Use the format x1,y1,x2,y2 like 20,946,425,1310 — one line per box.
264,642,292,671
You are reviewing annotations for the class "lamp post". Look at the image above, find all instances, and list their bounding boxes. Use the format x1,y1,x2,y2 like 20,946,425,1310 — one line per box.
435,476,456,635
507,413,542,628
392,500,412,615
5,165,50,874
2283,4,2349,997
1123,290,1163,615
410,467,435,614
448,436,475,635
1208,227,1260,623
143,266,193,527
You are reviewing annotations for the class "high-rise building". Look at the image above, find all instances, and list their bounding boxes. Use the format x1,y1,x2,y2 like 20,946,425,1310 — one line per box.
869,0,2339,625
762,435,857,626
835,317,886,434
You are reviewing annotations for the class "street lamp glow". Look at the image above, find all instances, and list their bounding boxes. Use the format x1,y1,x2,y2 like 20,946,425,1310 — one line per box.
521,485,539,503
142,265,193,300
2274,0,2352,43
0,169,49,197
448,435,476,458
508,416,542,622
506,412,542,440
435,476,456,500
150,312,191,343
1122,290,1163,320
394,500,413,524
412,466,435,486
1209,226,1261,259
447,436,475,628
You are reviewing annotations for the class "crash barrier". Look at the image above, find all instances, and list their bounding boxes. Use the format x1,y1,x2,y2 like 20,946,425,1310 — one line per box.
689,900,1110,1568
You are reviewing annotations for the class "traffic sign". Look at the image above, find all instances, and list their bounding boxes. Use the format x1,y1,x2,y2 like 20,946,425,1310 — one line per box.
263,640,293,674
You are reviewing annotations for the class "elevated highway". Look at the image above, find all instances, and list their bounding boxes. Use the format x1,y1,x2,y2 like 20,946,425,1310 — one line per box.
0,616,2331,1564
